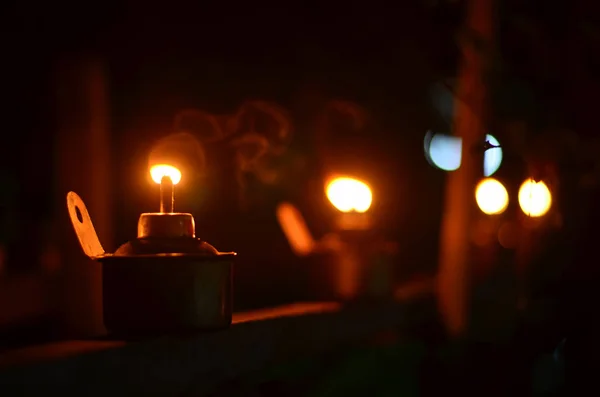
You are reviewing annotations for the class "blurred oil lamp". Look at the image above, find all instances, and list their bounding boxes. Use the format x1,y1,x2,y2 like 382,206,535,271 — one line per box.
513,178,554,309
472,178,509,267
66,164,236,337
472,176,555,304
326,176,373,231
324,175,377,301
277,176,396,301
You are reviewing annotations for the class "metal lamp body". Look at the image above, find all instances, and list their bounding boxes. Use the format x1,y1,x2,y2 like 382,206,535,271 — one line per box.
100,253,233,336
66,192,236,337
102,213,236,336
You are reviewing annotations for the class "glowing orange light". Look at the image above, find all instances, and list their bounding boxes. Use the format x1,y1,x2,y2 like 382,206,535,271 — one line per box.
518,179,552,217
475,178,509,215
150,164,181,185
326,177,372,213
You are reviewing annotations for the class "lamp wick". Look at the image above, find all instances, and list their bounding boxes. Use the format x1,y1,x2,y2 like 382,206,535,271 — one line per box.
160,175,174,213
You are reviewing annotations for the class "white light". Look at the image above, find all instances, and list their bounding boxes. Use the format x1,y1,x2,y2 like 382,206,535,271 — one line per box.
483,134,502,177
425,132,462,171
424,132,503,176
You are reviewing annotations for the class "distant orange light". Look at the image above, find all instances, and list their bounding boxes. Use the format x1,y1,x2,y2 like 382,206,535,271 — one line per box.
326,177,372,213
150,164,181,185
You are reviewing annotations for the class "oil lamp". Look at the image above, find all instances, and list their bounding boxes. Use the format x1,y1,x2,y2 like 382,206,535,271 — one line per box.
325,176,373,231
66,164,236,337
325,175,388,300
276,201,360,300
277,175,396,301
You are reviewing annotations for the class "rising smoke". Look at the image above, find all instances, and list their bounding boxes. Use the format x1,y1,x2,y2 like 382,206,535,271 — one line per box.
320,100,367,138
148,131,207,179
228,101,293,184
149,101,293,207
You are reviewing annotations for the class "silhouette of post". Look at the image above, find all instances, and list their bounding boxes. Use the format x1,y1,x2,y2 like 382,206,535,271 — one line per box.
437,0,494,337
53,57,112,337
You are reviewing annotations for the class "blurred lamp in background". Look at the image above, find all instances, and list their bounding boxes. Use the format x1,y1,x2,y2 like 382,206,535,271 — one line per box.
518,179,552,217
475,178,509,215
276,175,374,254
326,177,372,212
325,176,373,230
277,175,396,301
424,131,502,177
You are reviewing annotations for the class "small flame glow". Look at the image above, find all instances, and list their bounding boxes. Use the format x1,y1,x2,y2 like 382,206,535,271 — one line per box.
150,164,182,185
326,177,372,213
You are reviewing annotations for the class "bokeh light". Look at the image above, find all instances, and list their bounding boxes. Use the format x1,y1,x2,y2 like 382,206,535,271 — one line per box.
498,221,520,249
518,179,552,217
424,132,462,171
475,178,509,215
424,131,503,176
483,134,502,177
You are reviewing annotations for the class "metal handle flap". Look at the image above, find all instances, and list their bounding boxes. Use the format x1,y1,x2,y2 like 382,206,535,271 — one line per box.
276,202,316,256
66,191,106,259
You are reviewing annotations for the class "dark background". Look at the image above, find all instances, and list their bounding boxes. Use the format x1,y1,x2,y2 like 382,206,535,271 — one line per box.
1,0,452,306
1,2,600,389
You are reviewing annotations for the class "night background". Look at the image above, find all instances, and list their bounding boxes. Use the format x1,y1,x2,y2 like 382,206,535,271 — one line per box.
0,0,598,395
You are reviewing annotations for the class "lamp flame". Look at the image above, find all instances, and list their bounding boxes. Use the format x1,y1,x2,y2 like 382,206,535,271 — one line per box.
326,177,372,213
150,164,182,185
